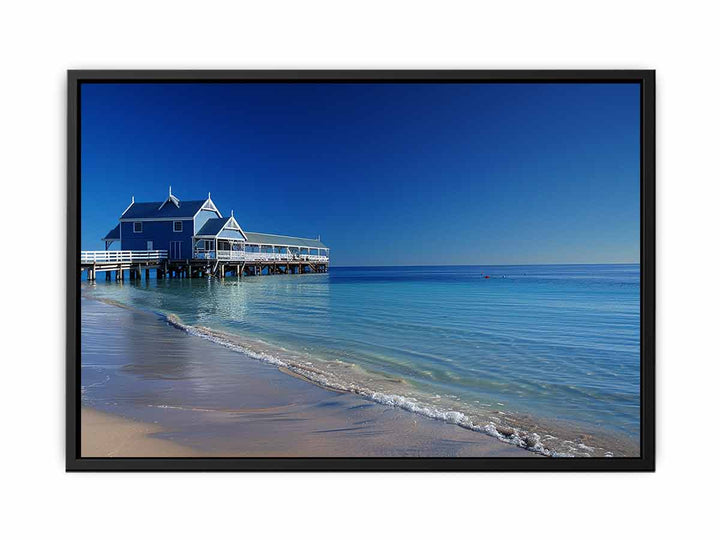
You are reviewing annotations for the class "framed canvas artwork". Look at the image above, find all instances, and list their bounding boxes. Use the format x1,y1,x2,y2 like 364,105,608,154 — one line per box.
67,70,655,471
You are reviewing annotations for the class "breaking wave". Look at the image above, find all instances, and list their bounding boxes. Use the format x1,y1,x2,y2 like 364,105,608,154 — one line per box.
164,313,582,457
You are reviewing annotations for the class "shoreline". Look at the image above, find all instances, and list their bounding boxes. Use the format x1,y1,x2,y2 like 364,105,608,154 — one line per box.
81,296,535,458
146,296,636,457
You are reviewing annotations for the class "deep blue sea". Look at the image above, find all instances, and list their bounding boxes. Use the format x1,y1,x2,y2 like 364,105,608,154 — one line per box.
82,264,640,457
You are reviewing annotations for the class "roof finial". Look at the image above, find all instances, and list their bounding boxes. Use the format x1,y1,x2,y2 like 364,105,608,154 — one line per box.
131,195,134,204
231,209,234,217
169,185,172,197
208,191,211,199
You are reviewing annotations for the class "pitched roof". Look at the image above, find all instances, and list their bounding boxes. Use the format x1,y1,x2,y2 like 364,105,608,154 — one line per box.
196,218,231,236
120,200,209,220
102,224,120,241
244,232,328,249
195,215,246,237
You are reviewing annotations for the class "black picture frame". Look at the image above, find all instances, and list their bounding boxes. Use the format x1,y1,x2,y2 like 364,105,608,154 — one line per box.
67,69,655,472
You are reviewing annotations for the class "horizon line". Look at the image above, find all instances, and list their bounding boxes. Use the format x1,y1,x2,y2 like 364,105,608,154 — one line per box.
329,262,640,268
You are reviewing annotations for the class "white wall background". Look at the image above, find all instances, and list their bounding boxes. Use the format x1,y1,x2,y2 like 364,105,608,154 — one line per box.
1,1,717,537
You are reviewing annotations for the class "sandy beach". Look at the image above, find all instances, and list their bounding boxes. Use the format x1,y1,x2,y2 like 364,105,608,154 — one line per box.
81,297,533,458
82,408,202,457
81,403,531,458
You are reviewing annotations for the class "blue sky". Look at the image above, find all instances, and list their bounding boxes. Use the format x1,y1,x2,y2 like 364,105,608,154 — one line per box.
81,82,639,265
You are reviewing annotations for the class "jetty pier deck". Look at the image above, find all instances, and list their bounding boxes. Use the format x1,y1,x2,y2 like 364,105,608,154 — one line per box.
80,250,329,281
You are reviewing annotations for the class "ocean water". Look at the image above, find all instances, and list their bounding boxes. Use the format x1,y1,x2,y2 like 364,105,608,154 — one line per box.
82,264,640,457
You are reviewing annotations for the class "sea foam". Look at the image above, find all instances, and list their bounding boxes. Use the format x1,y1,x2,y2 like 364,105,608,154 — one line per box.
165,313,572,457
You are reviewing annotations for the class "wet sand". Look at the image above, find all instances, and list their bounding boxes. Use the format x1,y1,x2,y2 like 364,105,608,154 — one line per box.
81,297,534,458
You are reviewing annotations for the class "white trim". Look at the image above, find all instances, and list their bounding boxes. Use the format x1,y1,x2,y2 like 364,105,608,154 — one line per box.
200,198,220,214
158,195,180,210
196,216,249,240
158,186,181,210
223,216,247,239
225,216,241,229
120,217,195,222
191,198,222,233
192,197,223,234
81,250,168,263
119,197,135,218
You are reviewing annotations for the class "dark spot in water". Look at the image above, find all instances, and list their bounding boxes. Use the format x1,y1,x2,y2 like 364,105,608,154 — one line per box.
260,416,307,423
349,403,375,411
314,426,365,433
316,400,343,408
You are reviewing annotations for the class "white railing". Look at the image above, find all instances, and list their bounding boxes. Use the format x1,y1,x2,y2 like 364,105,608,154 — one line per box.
80,250,168,264
82,249,328,264
196,250,329,263
216,250,246,261
243,253,329,263
193,250,215,260
306,255,329,262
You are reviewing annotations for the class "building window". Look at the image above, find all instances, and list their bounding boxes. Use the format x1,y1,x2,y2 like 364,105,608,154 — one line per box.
173,221,183,232
133,222,142,233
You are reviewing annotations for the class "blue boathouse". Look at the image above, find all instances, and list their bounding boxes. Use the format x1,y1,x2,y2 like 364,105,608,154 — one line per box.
83,187,330,281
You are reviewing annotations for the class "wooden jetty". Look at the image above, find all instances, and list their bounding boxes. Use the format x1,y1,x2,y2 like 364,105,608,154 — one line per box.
80,250,329,281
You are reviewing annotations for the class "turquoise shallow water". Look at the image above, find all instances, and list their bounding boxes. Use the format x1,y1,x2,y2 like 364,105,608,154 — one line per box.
82,264,640,457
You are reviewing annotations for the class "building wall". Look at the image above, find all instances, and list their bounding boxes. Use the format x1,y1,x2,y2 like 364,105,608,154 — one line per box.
120,219,194,259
